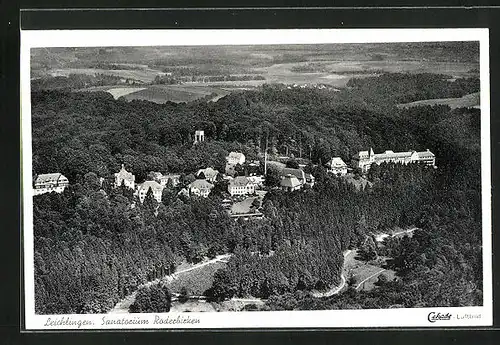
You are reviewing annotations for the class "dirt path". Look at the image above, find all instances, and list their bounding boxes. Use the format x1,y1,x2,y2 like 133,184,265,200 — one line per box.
311,250,353,298
108,254,231,314
355,268,386,290
375,227,419,242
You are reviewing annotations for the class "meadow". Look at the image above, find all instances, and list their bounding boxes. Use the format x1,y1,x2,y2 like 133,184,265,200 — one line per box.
165,261,227,296
345,250,397,292
122,85,230,103
397,92,480,109
48,67,163,83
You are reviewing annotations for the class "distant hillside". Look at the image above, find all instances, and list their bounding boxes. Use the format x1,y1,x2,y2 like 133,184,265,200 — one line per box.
397,92,480,110
31,73,480,185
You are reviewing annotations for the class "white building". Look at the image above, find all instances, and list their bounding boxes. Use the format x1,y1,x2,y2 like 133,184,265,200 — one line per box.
114,164,135,189
326,157,348,176
188,179,214,198
304,172,315,187
248,175,265,187
228,176,256,196
197,167,219,182
352,148,436,173
227,152,246,165
194,130,205,144
157,173,181,187
33,173,69,195
137,181,164,203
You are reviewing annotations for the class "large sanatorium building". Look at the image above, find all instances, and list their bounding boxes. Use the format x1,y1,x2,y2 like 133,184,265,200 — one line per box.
351,148,436,173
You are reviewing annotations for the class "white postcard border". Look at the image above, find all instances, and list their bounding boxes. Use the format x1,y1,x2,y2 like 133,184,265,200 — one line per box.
21,28,492,330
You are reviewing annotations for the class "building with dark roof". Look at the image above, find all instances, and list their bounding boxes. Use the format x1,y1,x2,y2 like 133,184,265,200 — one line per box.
279,167,314,188
281,168,306,184
280,174,301,192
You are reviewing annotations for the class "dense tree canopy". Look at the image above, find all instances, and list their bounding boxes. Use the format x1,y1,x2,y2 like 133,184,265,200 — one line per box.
32,72,482,313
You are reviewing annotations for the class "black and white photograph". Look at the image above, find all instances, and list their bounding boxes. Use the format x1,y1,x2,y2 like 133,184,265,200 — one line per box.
21,29,492,329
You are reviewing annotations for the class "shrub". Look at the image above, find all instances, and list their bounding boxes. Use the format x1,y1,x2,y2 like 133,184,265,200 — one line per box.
129,284,171,313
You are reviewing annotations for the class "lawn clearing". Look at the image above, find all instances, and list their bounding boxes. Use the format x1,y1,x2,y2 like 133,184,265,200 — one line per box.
397,92,480,109
169,300,217,312
107,87,147,99
122,85,230,103
344,250,396,292
165,261,227,296
230,196,258,215
48,67,162,83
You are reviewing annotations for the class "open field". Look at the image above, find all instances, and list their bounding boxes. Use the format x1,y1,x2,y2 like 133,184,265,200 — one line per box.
344,250,396,292
106,87,147,99
78,84,231,103
170,296,266,313
48,67,163,83
251,60,478,88
397,92,480,109
230,196,259,215
169,300,217,312
164,261,227,295
122,85,230,103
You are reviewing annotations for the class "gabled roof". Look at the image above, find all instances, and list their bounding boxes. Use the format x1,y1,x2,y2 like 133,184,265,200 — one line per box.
248,175,264,184
281,168,305,181
189,179,214,190
305,173,315,181
416,150,435,158
115,164,135,181
149,171,163,180
197,167,219,179
280,175,301,188
353,151,369,160
229,176,252,187
227,151,245,159
327,157,347,168
373,151,414,161
35,173,67,184
138,180,163,192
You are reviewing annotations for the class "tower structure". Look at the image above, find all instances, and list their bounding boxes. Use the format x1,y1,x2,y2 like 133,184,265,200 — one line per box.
194,130,205,144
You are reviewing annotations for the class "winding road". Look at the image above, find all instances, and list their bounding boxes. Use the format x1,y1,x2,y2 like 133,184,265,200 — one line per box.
108,254,231,314
375,227,419,242
311,249,353,298
109,228,416,312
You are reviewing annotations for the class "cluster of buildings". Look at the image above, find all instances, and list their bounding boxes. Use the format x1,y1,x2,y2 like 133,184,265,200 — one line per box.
32,128,435,203
114,165,182,203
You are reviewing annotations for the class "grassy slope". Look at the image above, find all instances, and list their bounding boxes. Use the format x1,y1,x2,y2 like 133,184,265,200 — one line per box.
165,261,227,295
397,92,480,109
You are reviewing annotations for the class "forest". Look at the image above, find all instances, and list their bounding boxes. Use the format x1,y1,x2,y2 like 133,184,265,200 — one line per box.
31,73,143,91
31,72,482,313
